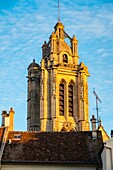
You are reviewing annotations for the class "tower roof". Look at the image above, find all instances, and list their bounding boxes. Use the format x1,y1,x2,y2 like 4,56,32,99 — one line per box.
28,59,39,69
54,21,64,30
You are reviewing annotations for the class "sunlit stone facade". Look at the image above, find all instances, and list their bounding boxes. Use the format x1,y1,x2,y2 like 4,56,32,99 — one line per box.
27,22,90,132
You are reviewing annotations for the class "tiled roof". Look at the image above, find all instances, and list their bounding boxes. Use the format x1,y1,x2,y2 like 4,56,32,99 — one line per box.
2,131,103,164
98,125,110,141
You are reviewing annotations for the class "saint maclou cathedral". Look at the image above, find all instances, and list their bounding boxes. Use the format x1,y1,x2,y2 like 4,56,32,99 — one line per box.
27,21,90,132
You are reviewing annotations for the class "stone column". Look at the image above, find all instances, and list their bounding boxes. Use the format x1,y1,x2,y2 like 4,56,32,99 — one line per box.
65,81,68,121
51,69,57,131
40,70,45,131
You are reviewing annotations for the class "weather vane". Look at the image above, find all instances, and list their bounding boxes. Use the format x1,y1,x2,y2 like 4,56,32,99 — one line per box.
58,0,60,22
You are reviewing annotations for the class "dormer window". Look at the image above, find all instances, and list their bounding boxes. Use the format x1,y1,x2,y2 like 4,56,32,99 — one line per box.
14,134,21,140
63,54,68,63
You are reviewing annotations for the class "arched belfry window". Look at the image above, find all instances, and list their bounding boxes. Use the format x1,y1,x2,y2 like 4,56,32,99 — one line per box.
63,54,68,63
68,81,74,117
59,79,65,116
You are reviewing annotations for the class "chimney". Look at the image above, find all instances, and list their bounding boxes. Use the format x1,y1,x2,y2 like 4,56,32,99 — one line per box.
9,108,15,131
1,108,15,131
90,115,97,139
90,115,96,131
111,130,113,138
1,111,9,127
98,118,102,127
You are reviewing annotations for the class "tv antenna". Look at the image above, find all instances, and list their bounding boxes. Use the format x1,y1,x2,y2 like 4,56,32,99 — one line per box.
93,89,102,127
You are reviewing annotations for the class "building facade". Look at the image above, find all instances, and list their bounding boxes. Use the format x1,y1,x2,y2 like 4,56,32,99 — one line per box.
27,22,90,132
101,137,113,170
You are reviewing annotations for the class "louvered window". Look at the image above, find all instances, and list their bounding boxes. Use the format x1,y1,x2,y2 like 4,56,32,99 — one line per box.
68,84,73,116
59,83,64,116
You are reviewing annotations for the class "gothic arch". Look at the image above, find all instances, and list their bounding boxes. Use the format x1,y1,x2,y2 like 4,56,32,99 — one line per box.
69,80,74,85
61,127,75,132
60,78,66,84
60,122,76,132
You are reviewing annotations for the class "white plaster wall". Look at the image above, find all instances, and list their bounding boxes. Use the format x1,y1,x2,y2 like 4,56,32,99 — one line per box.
107,138,113,148
2,164,97,170
101,148,106,170
101,138,113,170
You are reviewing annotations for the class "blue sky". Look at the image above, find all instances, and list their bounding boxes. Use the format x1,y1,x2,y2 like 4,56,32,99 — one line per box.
0,0,113,136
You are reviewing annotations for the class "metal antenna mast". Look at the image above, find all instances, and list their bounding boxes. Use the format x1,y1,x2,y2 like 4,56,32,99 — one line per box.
58,0,60,22
93,89,102,126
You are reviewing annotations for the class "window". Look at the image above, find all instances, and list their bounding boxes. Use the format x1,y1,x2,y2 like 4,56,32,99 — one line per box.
59,82,65,116
68,83,73,117
14,134,21,140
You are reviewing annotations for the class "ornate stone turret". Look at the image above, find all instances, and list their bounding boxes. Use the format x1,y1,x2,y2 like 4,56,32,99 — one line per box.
27,59,40,131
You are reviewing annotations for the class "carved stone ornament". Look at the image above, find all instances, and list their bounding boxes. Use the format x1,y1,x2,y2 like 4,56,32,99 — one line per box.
80,85,84,99
51,70,56,94
52,77,56,84
53,93,56,99
31,80,36,89
40,80,44,97
40,78,44,85
62,121,73,131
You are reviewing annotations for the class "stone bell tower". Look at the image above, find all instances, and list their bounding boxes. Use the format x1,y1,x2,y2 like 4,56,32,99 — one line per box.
27,22,90,132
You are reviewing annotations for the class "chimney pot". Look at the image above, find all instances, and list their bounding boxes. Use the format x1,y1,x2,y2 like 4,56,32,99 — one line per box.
92,115,96,120
10,108,14,112
2,111,7,115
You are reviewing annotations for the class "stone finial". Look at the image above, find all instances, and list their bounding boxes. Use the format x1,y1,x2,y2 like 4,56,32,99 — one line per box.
51,32,56,38
72,35,78,42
